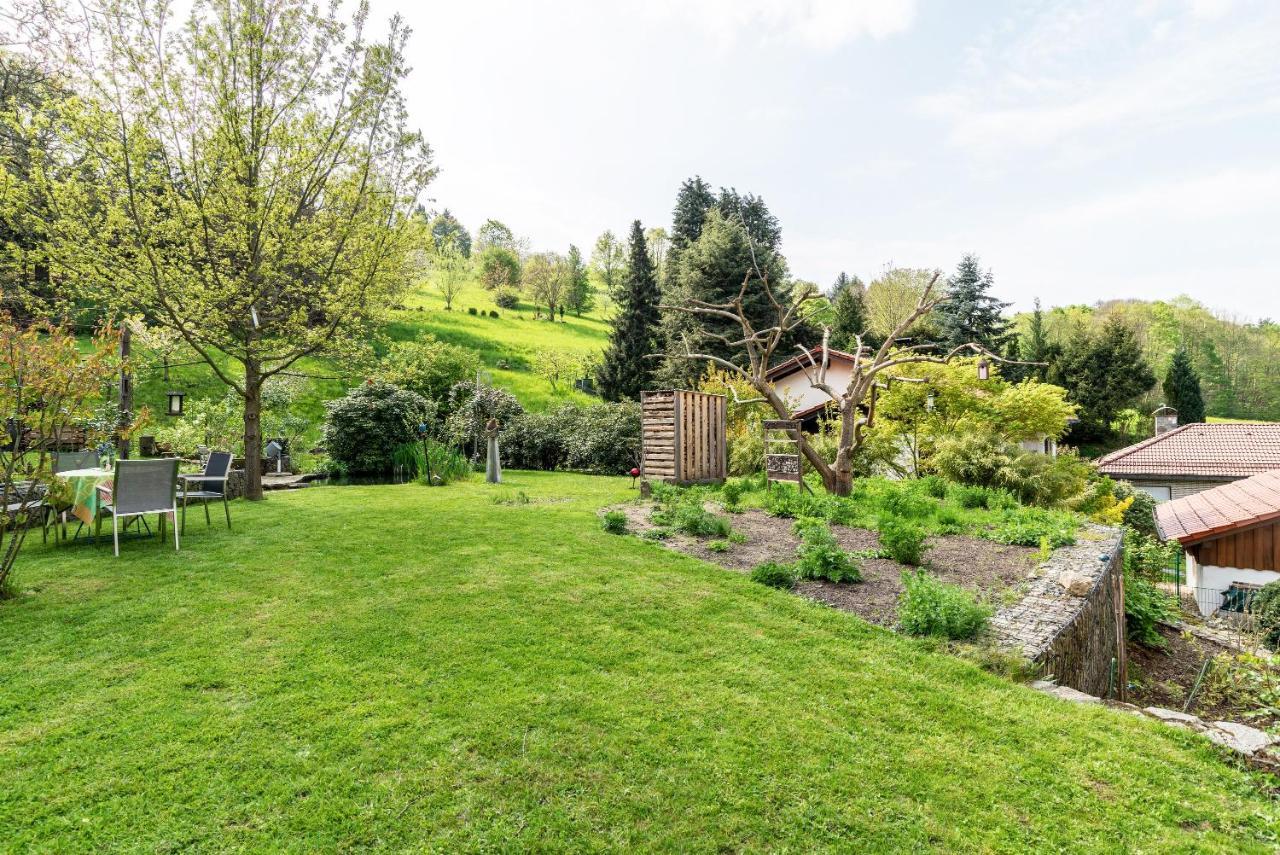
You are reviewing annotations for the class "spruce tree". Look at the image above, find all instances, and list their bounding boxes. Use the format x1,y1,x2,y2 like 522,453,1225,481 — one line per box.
1163,348,1206,423
829,274,868,351
936,254,1013,352
1055,317,1156,442
565,244,593,316
598,221,661,401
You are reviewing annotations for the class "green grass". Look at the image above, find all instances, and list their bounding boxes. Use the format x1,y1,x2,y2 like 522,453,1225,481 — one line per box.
3,473,1276,851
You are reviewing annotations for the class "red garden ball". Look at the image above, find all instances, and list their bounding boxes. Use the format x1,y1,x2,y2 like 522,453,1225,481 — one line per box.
629,468,640,477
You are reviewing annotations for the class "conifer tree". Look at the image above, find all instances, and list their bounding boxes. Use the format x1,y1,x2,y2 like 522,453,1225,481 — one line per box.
936,254,1013,352
1163,347,1206,423
598,221,661,401
1055,317,1156,442
829,273,869,351
565,245,593,316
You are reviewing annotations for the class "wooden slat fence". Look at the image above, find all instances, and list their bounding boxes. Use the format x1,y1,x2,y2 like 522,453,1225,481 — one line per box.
640,390,726,485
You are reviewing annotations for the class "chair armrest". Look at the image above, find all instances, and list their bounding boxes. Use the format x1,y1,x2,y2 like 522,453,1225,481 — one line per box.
179,474,228,484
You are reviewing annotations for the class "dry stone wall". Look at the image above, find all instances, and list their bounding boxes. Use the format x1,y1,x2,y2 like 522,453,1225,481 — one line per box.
990,525,1125,698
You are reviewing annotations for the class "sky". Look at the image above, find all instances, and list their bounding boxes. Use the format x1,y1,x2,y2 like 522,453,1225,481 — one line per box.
366,0,1280,318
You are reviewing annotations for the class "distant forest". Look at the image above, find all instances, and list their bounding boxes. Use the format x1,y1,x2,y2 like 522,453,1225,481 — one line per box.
1013,297,1280,422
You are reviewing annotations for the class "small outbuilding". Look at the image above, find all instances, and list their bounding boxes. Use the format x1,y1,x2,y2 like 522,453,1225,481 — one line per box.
1156,469,1280,616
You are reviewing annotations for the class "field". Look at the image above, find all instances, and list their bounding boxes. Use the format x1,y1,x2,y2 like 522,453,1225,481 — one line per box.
2,473,1276,851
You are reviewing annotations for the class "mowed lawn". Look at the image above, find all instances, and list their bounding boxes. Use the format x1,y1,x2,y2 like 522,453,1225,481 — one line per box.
2,474,1276,851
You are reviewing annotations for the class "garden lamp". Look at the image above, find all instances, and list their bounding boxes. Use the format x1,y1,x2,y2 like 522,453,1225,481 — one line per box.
977,359,990,381
166,391,185,417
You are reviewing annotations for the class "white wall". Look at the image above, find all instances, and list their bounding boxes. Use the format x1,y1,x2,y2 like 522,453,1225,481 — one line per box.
1185,552,1280,616
771,361,853,416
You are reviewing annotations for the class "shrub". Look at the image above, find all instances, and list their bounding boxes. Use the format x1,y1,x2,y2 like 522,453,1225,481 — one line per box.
601,510,627,534
1120,486,1159,539
502,402,641,474
443,381,524,450
651,492,732,538
374,334,481,402
323,381,435,474
919,475,949,500
794,518,860,583
897,571,991,640
935,507,964,534
721,480,745,511
879,517,927,566
494,288,520,309
1248,581,1280,649
1125,570,1178,647
489,310,500,318
984,507,1078,548
751,561,798,589
951,484,1014,511
1123,529,1177,579
467,306,478,315
707,540,730,553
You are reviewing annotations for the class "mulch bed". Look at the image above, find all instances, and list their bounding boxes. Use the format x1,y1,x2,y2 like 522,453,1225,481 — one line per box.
616,503,1039,630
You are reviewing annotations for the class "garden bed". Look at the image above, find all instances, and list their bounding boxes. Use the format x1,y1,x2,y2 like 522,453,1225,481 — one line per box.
615,503,1038,629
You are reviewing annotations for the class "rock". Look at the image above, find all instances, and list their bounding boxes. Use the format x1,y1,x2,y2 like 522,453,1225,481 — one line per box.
1033,682,1100,704
1142,707,1203,729
1204,721,1276,756
1057,571,1093,597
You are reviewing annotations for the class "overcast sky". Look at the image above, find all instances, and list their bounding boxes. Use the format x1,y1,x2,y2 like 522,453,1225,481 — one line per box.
367,0,1280,318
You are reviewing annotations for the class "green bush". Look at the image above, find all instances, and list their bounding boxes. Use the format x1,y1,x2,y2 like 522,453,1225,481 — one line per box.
1123,529,1178,579
919,475,949,500
935,507,964,534
494,288,520,309
985,508,1078,548
1120,487,1159,539
374,334,481,402
793,518,860,583
879,517,927,566
897,571,991,640
502,402,641,474
323,382,435,474
707,540,730,553
751,561,798,589
720,480,745,511
1125,570,1178,647
652,494,732,538
1248,581,1280,649
601,510,627,534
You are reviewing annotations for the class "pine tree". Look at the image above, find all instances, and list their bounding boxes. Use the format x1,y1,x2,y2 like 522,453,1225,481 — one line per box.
1056,317,1156,442
1163,347,1206,423
829,274,868,351
598,221,662,401
935,254,1013,352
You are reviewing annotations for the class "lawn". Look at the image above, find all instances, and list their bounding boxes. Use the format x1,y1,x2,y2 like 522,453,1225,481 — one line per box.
2,473,1276,851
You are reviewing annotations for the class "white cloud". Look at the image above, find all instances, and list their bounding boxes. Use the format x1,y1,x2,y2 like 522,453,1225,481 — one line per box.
642,0,916,50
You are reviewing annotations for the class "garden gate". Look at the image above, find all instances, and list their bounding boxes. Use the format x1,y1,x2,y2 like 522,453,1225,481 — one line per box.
640,390,726,485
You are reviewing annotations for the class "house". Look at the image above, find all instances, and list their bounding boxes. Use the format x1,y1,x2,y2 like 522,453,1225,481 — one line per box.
765,346,862,427
1097,418,1280,502
1156,469,1280,616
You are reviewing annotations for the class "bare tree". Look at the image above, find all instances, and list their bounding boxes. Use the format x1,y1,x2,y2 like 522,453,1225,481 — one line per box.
663,272,1022,495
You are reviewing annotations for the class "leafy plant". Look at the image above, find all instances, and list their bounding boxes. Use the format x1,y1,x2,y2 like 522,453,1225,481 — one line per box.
984,508,1078,548
707,540,730,553
897,571,991,640
374,334,481,402
721,480,745,511
879,517,927,566
323,381,435,474
1124,569,1178,647
651,491,732,538
751,561,798,590
602,510,628,534
1248,581,1280,649
727,531,749,545
793,518,860,583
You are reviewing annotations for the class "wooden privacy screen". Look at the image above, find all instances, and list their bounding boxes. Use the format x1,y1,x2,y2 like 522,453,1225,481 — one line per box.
640,390,727,484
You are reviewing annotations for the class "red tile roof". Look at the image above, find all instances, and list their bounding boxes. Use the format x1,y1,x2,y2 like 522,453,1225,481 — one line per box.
1156,469,1280,544
1096,423,1280,480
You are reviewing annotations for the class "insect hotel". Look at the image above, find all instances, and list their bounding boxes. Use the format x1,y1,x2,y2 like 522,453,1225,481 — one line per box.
640,390,727,485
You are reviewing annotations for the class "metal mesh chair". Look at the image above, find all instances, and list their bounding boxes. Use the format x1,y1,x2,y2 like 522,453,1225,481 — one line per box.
53,450,101,473
95,459,180,557
178,451,233,535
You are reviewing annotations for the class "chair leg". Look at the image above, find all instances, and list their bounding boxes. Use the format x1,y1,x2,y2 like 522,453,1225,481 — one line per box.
159,511,165,542
113,514,119,558
173,509,180,552
181,492,187,536
223,494,231,529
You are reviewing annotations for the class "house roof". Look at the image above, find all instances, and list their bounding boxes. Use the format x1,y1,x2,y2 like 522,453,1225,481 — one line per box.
765,346,862,381
1096,423,1280,480
1156,469,1280,545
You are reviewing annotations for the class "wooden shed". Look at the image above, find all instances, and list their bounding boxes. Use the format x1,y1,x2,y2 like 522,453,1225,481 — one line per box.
640,390,726,485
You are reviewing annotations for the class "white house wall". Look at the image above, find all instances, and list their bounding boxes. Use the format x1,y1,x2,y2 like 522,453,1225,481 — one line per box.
1185,554,1280,616
772,362,854,416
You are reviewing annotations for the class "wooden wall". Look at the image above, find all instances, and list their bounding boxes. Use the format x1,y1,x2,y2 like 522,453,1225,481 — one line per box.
1192,519,1280,571
640,390,726,484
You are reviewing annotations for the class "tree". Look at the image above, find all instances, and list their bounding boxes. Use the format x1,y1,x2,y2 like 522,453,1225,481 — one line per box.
429,240,469,311
1019,297,1055,381
430,209,471,257
1054,318,1156,442
565,244,593,316
935,254,1014,353
475,218,515,253
522,252,567,318
374,334,480,402
534,348,584,392
590,231,626,297
44,0,435,500
597,221,661,401
645,227,669,283
665,270,1024,495
1163,347,1206,423
829,273,868,351
477,245,520,291
864,268,939,342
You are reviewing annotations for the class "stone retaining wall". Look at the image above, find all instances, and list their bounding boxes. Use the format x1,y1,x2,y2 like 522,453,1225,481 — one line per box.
990,525,1126,698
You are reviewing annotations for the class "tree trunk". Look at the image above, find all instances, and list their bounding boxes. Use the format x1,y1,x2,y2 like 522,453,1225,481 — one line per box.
117,323,132,459
243,360,264,501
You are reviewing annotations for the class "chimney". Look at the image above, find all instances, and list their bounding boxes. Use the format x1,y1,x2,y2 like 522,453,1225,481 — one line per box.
1153,406,1178,436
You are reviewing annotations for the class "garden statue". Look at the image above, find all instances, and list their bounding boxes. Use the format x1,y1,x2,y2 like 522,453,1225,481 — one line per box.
484,418,502,484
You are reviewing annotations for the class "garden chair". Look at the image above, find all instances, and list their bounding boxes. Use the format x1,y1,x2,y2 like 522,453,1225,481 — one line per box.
4,482,51,544
95,459,180,557
47,450,102,541
178,451,233,536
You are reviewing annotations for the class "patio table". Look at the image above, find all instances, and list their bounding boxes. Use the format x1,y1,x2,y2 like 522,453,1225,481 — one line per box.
56,467,113,526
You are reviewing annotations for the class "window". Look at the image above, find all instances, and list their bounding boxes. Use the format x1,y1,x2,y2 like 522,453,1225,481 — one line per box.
1139,485,1172,502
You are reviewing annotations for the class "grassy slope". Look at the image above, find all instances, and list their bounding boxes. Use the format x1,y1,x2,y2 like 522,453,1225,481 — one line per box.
2,474,1275,851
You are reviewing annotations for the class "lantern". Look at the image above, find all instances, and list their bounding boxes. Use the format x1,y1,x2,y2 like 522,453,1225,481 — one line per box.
977,359,990,381
166,391,185,417
925,391,936,413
